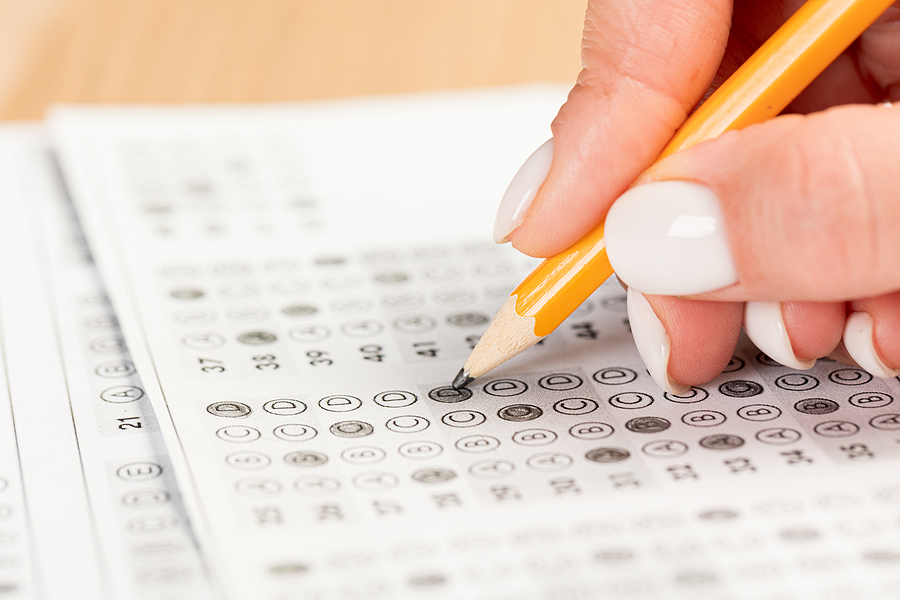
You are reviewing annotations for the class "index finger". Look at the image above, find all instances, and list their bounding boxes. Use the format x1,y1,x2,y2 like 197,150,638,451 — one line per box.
505,0,733,257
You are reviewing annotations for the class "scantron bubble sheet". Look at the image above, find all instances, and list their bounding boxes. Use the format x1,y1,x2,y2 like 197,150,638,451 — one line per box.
50,87,900,600
0,125,216,599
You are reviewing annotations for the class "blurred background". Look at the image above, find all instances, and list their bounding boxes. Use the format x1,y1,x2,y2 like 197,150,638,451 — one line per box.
0,0,585,120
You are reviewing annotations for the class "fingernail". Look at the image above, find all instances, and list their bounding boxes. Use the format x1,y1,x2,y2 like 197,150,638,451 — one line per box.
493,138,553,243
626,288,690,395
843,312,900,378
743,301,815,370
605,181,738,296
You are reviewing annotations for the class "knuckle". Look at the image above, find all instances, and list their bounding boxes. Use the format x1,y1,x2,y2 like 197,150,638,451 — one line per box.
761,126,882,297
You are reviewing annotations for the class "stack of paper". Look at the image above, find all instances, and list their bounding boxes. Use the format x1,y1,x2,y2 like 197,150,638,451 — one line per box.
0,87,895,600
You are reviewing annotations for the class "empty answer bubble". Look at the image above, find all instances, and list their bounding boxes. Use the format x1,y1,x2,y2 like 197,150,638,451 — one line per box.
642,440,688,458
775,374,819,391
755,428,802,445
101,385,144,403
273,424,317,442
432,287,476,306
380,292,424,310
374,391,417,408
870,414,900,430
84,313,119,329
398,441,442,459
226,451,271,471
608,392,654,410
340,319,384,338
288,324,331,342
441,411,486,428
216,426,261,443
95,361,137,378
526,452,573,472
848,392,893,409
737,404,781,421
455,435,501,453
117,462,163,481
483,379,527,397
553,398,598,416
294,476,341,496
353,471,399,492
341,447,386,465
263,399,307,416
318,395,362,412
234,478,282,499
538,373,583,391
219,282,259,299
829,369,873,386
592,367,637,385
173,308,216,325
664,388,709,404
182,332,226,350
386,415,430,433
569,423,614,440
88,335,127,354
469,460,514,479
392,314,437,334
512,429,557,446
682,410,726,427
813,421,859,438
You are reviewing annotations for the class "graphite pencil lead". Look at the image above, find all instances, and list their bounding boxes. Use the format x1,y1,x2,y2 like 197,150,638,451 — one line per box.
451,368,474,389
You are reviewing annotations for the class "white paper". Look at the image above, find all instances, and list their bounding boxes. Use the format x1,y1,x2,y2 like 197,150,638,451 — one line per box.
48,87,900,600
0,125,216,600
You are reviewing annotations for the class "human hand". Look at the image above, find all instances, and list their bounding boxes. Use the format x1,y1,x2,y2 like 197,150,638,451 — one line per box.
493,0,900,393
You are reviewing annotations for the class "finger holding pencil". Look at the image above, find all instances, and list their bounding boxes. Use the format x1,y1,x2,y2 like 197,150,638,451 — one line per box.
453,0,900,391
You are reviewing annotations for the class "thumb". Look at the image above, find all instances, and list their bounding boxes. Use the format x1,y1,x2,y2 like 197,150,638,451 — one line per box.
605,103,900,302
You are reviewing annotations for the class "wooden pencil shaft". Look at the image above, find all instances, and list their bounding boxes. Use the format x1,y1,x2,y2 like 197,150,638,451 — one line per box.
461,296,543,378
513,222,614,336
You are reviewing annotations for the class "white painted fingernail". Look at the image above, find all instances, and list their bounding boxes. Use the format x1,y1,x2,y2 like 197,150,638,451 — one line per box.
843,312,900,378
493,139,553,243
606,181,738,296
743,301,815,370
626,288,690,395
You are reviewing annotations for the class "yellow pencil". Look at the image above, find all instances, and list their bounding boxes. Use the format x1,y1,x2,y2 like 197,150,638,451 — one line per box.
453,0,894,388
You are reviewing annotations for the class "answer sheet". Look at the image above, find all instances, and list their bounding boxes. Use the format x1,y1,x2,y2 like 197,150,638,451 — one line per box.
0,126,215,600
49,87,900,600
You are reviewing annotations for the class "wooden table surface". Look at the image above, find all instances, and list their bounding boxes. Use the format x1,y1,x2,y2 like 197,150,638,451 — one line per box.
0,0,585,120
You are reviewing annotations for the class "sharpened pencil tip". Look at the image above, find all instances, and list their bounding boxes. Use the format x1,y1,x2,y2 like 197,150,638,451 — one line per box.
452,368,474,389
